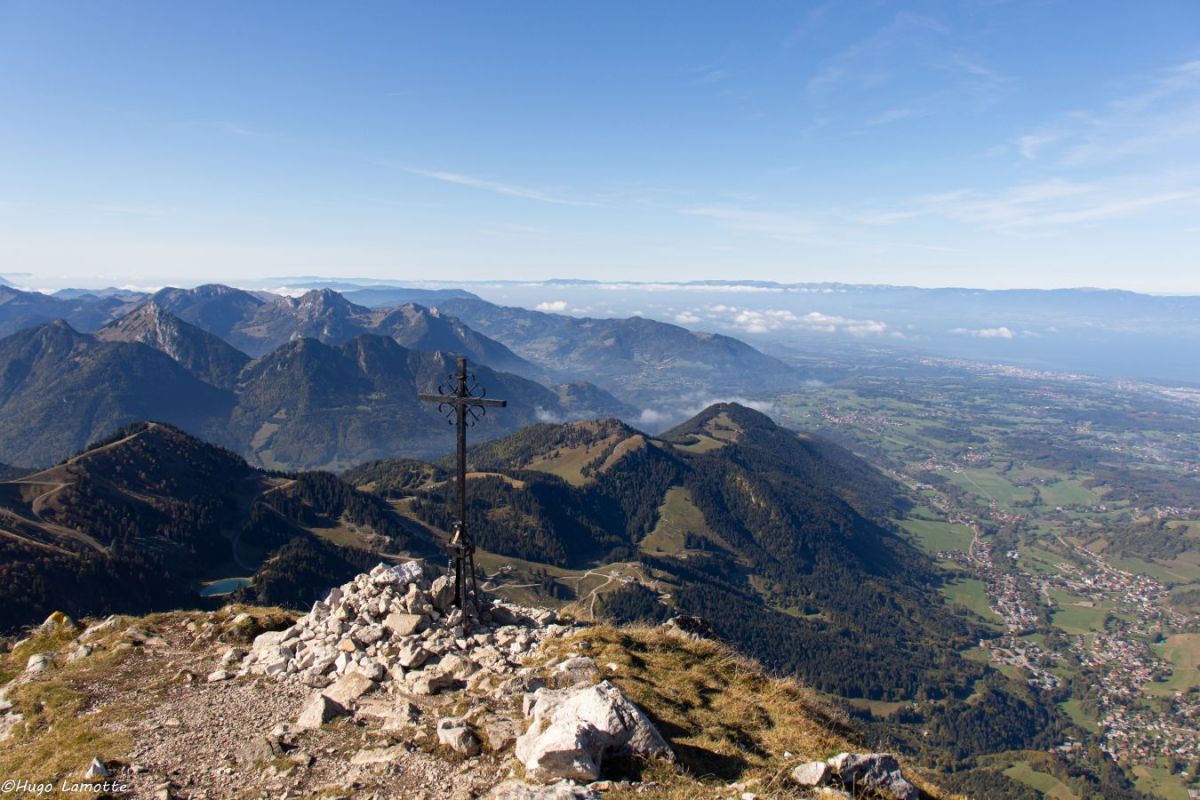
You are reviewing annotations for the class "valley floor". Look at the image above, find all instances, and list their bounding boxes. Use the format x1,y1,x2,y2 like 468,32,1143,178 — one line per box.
775,360,1200,799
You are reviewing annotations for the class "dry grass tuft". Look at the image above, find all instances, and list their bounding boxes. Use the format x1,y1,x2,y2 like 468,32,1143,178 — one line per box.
536,625,850,797
0,641,135,797
536,625,960,799
0,625,82,685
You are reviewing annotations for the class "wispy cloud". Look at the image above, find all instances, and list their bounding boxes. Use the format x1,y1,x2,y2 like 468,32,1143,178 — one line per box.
391,165,597,206
861,177,1200,230
864,106,930,127
180,119,272,139
1015,131,1062,159
805,12,1008,124
398,166,599,207
1012,59,1200,165
692,66,731,85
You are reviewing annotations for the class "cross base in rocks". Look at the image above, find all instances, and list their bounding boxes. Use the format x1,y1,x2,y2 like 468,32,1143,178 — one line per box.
448,521,481,621
419,356,507,616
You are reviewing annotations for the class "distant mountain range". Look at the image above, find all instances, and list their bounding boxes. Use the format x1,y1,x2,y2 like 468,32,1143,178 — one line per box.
95,302,251,389
0,314,631,470
153,286,540,376
0,320,235,467
0,283,802,434
426,279,1200,385
0,284,143,337
435,296,800,403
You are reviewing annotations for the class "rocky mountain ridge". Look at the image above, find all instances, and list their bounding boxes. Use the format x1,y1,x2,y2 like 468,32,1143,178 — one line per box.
0,561,947,800
0,283,798,417
0,319,630,470
434,296,802,404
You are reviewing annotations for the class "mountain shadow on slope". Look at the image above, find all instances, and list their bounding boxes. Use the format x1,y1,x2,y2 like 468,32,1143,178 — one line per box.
95,301,251,389
348,403,981,702
0,422,432,632
0,319,630,470
0,321,234,466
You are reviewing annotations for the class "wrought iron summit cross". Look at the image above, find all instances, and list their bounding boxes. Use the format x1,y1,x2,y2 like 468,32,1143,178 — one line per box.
419,356,506,611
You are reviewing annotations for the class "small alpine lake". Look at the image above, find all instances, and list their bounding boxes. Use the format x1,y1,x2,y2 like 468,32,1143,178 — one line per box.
199,577,252,597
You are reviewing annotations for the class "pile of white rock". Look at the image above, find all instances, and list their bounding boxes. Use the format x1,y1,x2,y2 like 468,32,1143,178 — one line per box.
241,561,569,695
236,560,678,791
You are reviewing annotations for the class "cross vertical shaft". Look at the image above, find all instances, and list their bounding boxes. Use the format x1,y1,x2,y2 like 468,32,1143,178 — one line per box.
419,356,506,612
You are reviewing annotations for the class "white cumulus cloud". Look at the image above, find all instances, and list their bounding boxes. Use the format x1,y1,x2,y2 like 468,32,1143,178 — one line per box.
701,306,889,336
951,326,1016,339
535,300,568,312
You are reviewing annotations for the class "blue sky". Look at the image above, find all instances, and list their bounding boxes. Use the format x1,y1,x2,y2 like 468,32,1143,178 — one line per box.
1,1,1198,292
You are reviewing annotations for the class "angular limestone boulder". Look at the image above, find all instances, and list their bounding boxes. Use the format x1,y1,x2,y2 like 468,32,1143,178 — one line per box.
437,717,482,756
407,668,455,696
828,752,918,800
295,693,346,730
383,612,426,637
439,652,479,680
429,574,456,612
323,670,377,709
391,560,426,586
25,653,52,674
78,615,119,643
397,641,430,669
515,680,672,783
791,760,831,787
550,656,600,688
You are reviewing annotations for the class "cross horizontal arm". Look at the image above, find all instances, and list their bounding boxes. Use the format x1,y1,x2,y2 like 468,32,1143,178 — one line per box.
419,394,507,408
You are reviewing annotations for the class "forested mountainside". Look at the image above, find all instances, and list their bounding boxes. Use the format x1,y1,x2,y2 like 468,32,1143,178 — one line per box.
343,403,1142,793
350,405,973,699
0,283,798,418
435,296,804,402
0,321,235,466
0,422,432,632
95,301,251,389
0,320,627,470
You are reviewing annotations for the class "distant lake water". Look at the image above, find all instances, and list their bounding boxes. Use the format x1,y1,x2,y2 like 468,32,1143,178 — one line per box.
199,577,252,597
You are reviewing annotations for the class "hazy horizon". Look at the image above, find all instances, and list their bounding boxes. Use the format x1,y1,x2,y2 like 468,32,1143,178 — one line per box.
5,272,1200,298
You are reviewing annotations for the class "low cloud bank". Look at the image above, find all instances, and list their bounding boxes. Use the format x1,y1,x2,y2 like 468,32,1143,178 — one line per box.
699,305,889,336
951,326,1016,339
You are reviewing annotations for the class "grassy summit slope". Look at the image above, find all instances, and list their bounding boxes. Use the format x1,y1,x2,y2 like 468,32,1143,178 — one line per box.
0,611,955,800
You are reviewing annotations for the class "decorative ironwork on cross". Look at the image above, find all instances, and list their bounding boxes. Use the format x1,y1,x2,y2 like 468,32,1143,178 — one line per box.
419,356,506,612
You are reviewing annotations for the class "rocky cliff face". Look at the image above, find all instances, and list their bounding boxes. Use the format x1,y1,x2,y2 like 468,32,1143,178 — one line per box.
0,563,947,800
